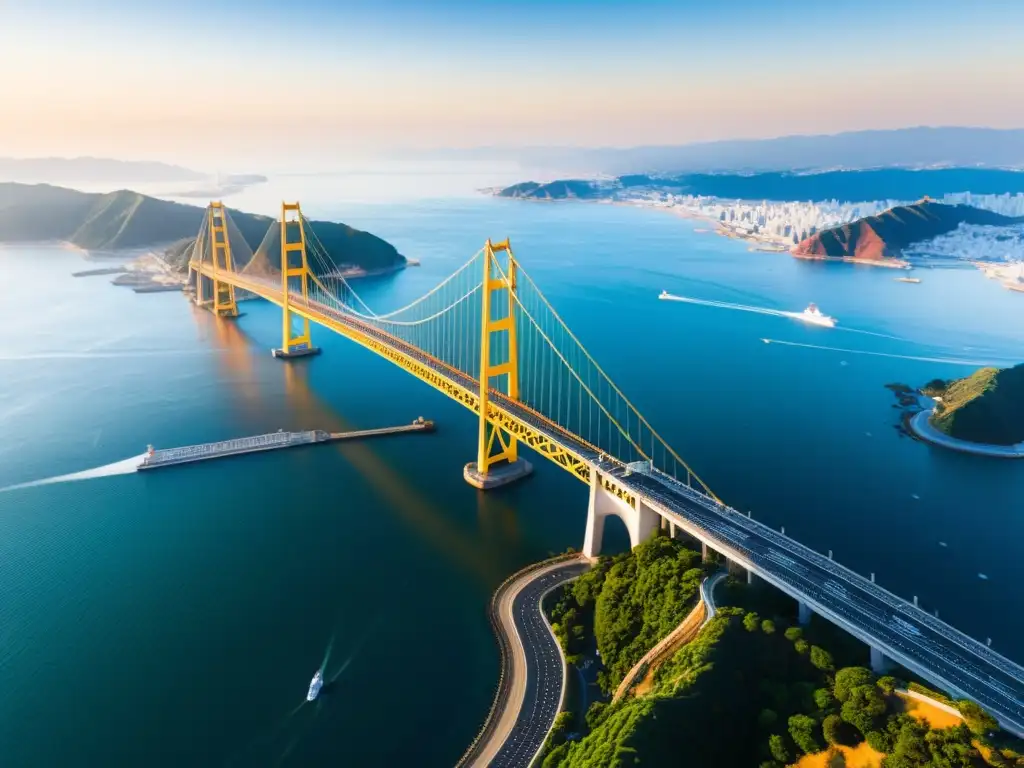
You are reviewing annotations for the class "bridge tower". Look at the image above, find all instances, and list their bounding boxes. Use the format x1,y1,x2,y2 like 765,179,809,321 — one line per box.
208,202,239,317
464,239,533,489
271,202,320,359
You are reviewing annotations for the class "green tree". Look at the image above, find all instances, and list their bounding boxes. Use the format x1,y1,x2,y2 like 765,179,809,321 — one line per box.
958,699,999,735
769,734,792,764
761,619,776,635
875,675,899,695
541,742,569,768
814,688,837,711
795,638,809,655
884,720,930,767
822,714,853,746
758,708,779,730
841,684,887,735
744,611,761,632
585,701,609,731
789,714,822,755
865,730,891,753
785,626,803,642
834,667,875,703
810,645,835,672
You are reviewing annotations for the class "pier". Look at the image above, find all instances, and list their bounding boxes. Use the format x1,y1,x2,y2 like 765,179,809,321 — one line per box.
138,418,434,470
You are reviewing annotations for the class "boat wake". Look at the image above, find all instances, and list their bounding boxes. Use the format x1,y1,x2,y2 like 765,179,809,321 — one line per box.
759,339,1014,367
660,291,909,337
0,454,146,493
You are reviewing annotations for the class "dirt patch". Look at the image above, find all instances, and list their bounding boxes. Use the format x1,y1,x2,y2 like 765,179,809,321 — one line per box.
895,691,964,731
791,742,884,768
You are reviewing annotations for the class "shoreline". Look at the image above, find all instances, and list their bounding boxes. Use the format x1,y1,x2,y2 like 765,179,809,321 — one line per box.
908,409,1024,458
490,193,1017,275
792,252,909,269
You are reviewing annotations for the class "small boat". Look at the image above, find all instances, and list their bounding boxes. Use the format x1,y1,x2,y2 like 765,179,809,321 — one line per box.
795,303,836,328
895,277,921,283
307,670,324,701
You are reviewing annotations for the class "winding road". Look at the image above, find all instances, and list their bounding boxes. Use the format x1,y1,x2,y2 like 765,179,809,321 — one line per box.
461,556,590,768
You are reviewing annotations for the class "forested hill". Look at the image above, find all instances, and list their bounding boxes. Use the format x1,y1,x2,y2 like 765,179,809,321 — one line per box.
0,183,406,275
928,363,1024,446
793,200,1024,262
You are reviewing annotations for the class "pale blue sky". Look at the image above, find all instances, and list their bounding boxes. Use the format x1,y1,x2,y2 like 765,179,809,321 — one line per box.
1,0,1021,167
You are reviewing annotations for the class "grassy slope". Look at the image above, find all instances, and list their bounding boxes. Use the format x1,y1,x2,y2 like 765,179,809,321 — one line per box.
0,182,405,274
931,363,1024,445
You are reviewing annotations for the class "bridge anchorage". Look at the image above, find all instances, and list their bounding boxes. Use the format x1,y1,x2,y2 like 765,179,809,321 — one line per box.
184,198,1024,735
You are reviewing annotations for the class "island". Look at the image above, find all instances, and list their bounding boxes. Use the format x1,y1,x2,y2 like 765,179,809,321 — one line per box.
907,364,1024,457
0,182,408,290
792,200,1024,267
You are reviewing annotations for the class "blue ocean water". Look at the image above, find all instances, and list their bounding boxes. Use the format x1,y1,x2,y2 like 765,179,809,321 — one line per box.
1,182,1023,767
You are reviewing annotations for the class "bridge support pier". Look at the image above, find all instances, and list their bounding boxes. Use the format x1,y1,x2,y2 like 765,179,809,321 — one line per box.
701,542,710,564
464,458,533,490
583,467,659,558
870,646,892,674
798,601,813,626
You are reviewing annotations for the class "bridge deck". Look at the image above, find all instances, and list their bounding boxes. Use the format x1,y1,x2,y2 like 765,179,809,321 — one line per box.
197,267,1024,735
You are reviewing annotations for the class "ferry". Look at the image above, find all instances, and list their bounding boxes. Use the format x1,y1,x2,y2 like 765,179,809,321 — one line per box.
795,303,837,328
895,277,922,284
307,670,324,701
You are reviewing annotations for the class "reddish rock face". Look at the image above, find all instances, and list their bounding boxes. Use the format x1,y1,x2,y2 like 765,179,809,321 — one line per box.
791,199,1023,263
794,222,890,261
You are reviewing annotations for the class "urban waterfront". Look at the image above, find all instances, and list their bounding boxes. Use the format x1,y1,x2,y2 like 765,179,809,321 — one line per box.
2,178,1024,767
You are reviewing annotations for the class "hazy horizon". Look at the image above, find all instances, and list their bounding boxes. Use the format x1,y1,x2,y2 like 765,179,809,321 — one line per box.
3,0,1024,170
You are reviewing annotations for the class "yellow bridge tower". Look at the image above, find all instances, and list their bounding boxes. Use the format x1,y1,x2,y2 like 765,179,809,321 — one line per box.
271,202,321,359
208,202,239,317
464,239,533,489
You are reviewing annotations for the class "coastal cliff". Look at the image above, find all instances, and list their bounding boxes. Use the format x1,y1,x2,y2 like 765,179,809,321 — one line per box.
792,200,1023,264
926,363,1024,446
0,182,407,277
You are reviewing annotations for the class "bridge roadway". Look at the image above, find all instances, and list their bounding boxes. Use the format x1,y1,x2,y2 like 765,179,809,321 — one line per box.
211,272,1024,735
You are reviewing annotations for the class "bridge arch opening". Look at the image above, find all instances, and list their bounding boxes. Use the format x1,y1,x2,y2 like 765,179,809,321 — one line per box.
597,510,632,555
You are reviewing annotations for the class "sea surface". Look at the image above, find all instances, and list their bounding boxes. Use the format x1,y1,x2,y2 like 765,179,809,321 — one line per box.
2,173,1024,767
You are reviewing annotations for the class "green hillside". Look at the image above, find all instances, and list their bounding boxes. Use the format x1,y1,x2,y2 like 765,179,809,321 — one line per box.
0,183,405,275
542,535,1018,767
929,363,1024,446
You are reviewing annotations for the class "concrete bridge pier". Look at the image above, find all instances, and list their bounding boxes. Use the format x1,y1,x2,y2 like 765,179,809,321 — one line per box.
798,601,813,626
582,468,659,558
870,646,892,674
701,542,710,564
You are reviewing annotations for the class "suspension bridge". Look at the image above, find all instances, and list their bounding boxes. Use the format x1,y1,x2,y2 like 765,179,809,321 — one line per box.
187,201,1024,735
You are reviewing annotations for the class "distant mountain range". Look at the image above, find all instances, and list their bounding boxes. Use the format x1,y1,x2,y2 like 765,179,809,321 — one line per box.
452,127,1024,175
0,157,211,183
793,200,1024,263
0,183,406,275
495,168,1024,204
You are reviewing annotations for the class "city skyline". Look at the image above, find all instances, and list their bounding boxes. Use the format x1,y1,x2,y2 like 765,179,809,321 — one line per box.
2,0,1023,168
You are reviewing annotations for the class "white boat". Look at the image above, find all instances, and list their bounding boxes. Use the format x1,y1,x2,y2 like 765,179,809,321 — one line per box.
795,303,836,328
307,670,324,701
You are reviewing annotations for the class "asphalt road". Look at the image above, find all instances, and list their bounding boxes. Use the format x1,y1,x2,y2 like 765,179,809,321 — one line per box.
487,561,590,768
